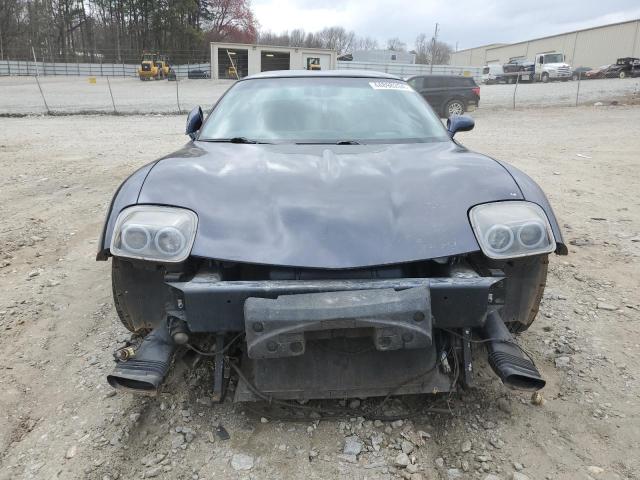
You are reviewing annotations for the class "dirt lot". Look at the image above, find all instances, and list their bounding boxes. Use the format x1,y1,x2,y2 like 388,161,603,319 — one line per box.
0,105,638,480
1,75,639,114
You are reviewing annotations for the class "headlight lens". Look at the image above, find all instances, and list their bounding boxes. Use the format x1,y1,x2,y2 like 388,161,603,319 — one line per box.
469,201,555,259
110,206,197,262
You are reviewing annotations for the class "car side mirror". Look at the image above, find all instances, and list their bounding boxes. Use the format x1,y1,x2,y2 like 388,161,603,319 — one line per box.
447,115,475,138
186,106,203,139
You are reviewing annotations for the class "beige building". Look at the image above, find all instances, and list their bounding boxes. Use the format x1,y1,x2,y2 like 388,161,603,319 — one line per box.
211,42,337,80
450,19,640,67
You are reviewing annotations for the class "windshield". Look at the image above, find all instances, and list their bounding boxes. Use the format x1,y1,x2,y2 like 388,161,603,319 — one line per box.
544,54,564,64
198,77,449,144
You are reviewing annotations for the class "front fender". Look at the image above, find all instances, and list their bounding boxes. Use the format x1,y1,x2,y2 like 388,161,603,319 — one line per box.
96,162,158,260
495,161,568,255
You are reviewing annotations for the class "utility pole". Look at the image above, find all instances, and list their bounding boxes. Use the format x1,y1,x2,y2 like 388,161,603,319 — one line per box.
430,23,439,74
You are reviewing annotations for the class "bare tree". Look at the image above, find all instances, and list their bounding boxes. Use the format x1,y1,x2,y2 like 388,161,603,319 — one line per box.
414,32,452,65
289,28,305,47
318,26,355,55
386,37,406,52
353,36,378,51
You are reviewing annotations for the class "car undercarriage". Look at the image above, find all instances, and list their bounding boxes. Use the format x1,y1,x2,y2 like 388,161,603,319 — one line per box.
107,253,548,402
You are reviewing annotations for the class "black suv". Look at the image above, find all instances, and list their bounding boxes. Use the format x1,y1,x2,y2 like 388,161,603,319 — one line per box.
406,75,480,117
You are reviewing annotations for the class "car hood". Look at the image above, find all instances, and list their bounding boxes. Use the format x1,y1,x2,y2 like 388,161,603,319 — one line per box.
138,141,524,268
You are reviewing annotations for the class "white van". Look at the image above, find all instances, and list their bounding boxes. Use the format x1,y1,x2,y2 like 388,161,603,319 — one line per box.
482,64,504,84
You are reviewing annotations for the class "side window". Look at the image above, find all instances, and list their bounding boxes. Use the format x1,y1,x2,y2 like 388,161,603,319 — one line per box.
427,77,446,88
391,54,397,61
407,77,423,89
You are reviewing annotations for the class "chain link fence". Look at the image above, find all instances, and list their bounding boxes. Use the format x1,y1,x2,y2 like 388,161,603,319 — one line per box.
337,61,483,83
0,59,211,78
0,75,234,115
1,60,638,116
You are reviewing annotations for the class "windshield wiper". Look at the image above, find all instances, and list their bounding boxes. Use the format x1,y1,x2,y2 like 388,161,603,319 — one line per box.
296,140,362,145
200,137,271,144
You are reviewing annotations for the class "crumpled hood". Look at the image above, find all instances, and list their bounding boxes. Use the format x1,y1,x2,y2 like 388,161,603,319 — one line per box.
138,141,523,268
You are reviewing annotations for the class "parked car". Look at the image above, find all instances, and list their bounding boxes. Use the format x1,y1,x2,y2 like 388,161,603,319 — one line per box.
502,59,535,83
482,64,504,84
605,57,640,79
585,65,611,79
187,68,210,79
100,70,567,402
571,67,592,81
632,61,640,78
406,74,480,117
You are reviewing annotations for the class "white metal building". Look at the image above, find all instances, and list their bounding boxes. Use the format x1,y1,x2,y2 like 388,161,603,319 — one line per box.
211,42,337,80
450,18,640,68
348,49,416,64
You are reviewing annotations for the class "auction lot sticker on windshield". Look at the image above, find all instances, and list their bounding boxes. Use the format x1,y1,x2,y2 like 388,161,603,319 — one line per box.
369,81,412,91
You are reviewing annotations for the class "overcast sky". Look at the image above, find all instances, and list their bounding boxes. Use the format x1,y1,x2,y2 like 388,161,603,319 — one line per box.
252,0,640,50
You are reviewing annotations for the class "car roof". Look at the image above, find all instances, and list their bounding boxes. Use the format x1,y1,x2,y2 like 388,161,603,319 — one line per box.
242,69,402,80
406,74,472,80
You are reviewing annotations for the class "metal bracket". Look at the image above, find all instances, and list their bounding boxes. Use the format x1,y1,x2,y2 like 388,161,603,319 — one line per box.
212,335,225,403
462,327,473,388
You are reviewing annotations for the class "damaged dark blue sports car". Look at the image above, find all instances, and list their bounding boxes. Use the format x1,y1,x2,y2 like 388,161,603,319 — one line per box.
98,70,567,402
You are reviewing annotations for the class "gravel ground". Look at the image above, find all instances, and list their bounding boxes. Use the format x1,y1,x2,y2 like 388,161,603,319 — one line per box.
1,75,639,114
0,104,639,480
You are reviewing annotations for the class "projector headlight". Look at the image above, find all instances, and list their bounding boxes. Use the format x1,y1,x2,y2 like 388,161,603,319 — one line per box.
110,206,197,262
469,201,555,259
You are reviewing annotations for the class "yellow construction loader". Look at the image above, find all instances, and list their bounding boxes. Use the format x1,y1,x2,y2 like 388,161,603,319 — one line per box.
138,52,167,80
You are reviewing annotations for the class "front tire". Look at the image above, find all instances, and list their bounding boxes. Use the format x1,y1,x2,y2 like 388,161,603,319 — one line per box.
112,258,170,332
619,71,626,79
501,255,549,333
541,73,549,83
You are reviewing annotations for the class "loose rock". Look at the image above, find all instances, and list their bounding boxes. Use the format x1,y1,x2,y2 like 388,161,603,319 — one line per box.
65,445,77,459
587,466,604,475
401,440,414,454
597,303,617,311
231,453,254,471
555,356,571,369
343,435,363,456
395,452,410,467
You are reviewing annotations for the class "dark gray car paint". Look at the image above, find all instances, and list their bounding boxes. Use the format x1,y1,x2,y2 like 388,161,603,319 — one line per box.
97,139,565,269
494,160,567,254
97,162,158,261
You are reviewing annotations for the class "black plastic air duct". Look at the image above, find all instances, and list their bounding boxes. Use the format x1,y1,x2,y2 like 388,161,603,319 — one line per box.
107,326,176,395
482,311,546,391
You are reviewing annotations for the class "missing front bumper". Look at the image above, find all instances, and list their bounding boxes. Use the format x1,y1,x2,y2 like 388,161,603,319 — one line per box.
164,270,508,401
167,274,505,333
244,287,432,359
